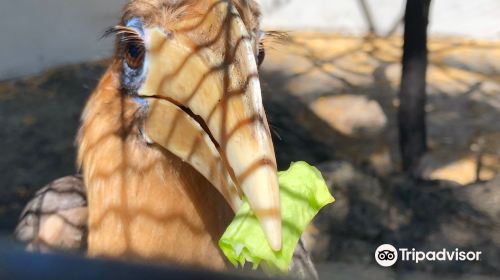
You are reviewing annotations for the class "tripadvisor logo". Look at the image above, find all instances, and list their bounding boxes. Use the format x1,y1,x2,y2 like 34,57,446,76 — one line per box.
375,244,398,267
375,244,482,267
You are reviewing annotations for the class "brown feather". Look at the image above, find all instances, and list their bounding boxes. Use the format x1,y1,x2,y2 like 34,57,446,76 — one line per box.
77,62,233,269
121,0,261,53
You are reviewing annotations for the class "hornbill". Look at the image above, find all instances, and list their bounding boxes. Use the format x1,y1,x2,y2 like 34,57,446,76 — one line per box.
16,0,318,277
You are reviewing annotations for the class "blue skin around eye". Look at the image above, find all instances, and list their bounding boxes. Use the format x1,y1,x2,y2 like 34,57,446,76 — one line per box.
126,17,144,36
132,96,149,107
122,17,148,102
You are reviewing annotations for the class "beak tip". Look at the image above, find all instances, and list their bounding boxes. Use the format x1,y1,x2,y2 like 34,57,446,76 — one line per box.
262,218,282,251
270,239,282,252
242,169,282,251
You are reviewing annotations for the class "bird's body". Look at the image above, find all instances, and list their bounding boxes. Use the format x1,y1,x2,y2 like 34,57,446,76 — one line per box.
77,64,232,269
16,0,319,277
74,0,280,269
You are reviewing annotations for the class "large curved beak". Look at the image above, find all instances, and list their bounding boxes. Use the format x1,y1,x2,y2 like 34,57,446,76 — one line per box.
137,2,282,251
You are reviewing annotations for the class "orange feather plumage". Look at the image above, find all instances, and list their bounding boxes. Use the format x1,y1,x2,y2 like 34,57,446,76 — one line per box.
76,0,262,270
77,62,233,269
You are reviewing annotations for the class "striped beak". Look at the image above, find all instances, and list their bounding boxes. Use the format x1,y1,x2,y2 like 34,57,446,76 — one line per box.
137,2,282,251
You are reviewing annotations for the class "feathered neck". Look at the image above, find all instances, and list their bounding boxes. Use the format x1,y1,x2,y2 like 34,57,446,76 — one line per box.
76,62,233,270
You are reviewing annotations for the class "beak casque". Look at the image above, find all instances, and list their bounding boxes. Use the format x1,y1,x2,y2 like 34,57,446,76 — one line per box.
138,1,282,251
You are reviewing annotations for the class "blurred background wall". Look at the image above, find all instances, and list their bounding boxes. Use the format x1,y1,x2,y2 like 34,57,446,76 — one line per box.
260,0,500,38
0,0,499,80
0,0,127,80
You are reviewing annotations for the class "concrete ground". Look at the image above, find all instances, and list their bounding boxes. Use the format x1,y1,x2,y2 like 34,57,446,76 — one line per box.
260,32,500,184
316,262,499,280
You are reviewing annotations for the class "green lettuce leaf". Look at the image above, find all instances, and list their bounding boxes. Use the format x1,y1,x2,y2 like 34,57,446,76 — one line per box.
219,161,334,273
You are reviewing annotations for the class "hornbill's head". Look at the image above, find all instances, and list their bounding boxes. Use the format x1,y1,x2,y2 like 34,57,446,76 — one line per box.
98,0,281,251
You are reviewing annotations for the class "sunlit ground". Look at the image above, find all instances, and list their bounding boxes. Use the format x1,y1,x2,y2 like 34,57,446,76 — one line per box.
261,32,499,184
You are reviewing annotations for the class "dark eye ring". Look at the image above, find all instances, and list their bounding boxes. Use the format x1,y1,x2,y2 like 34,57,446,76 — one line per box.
124,42,145,69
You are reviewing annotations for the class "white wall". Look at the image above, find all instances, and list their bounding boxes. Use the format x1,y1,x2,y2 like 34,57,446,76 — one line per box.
1,0,499,80
0,0,126,80
260,0,404,36
259,0,500,39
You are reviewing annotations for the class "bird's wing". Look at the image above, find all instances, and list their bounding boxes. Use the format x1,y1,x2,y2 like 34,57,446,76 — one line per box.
15,175,88,253
14,175,319,278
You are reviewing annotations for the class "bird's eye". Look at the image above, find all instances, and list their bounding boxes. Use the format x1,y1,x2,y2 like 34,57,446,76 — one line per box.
124,42,145,69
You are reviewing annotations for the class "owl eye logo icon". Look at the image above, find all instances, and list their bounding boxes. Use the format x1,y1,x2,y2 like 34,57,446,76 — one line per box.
375,244,398,267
